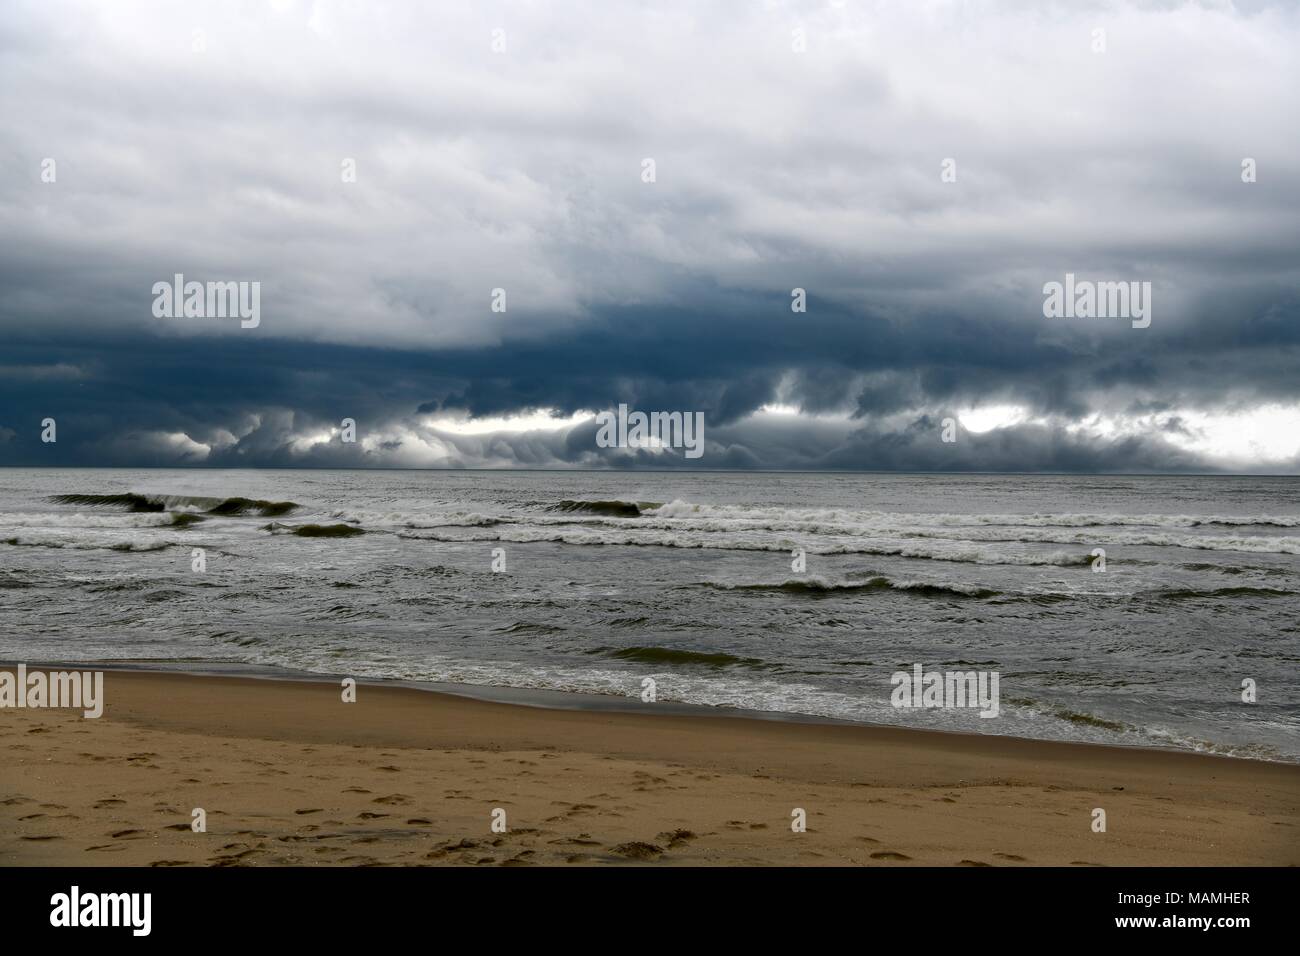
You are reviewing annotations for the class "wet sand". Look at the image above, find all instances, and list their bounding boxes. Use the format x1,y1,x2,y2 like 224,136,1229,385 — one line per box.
2,668,1296,866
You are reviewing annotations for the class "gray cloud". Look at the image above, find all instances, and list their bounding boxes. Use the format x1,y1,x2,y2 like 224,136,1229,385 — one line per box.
1,0,1298,472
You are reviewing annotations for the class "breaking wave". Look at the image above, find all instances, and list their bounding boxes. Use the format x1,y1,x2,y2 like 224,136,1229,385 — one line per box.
51,493,298,517
264,522,367,538
1142,585,1297,602
590,645,768,668
703,575,1002,599
503,499,1300,555
551,499,658,517
3,534,174,552
396,525,1089,565
643,499,1300,529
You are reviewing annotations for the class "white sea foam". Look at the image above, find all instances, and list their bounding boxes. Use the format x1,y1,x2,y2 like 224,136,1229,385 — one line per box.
0,512,177,530
1,532,174,552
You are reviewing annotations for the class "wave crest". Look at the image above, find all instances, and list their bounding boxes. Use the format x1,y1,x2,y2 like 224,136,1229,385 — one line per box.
51,492,298,517
705,575,1001,599
551,499,656,517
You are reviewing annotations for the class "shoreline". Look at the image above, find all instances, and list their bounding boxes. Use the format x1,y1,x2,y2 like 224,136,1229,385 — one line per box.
7,658,859,724
6,658,1292,764
2,665,1297,866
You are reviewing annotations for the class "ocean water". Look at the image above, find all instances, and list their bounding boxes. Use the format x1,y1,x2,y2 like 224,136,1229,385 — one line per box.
1,468,1297,761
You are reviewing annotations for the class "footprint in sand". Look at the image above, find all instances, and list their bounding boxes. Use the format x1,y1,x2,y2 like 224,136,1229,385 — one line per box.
611,841,664,860
656,829,696,848
870,851,912,861
994,852,1027,861
210,849,261,866
958,860,992,866
551,835,602,847
424,838,481,861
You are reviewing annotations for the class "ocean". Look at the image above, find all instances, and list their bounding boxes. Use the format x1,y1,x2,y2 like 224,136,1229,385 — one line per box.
1,468,1297,761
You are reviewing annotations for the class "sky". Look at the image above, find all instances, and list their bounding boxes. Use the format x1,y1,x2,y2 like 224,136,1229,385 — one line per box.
2,0,1298,472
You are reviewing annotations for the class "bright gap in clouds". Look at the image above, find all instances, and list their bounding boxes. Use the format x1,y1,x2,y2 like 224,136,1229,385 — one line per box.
755,403,853,421
141,402,1300,470
756,403,805,418
422,409,592,435
958,403,1300,465
959,405,1027,434
1161,405,1300,465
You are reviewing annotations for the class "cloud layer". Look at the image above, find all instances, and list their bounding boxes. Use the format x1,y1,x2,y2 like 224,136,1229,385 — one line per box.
2,0,1298,471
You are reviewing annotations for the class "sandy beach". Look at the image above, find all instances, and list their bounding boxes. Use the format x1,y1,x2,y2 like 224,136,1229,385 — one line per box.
1,667,1296,867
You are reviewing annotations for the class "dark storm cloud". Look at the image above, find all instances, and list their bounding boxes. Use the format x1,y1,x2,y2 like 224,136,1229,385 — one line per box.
1,1,1298,471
